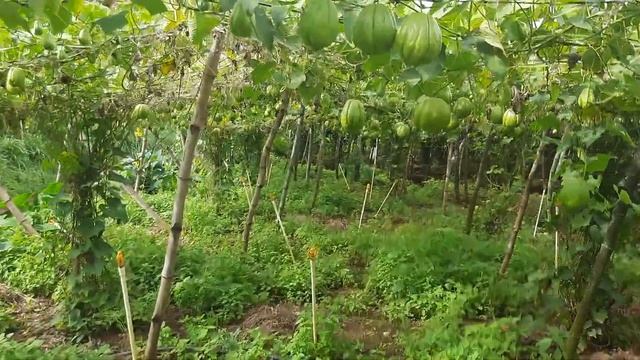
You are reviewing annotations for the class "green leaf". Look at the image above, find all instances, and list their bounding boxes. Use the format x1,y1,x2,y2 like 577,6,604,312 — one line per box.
66,0,84,14
618,189,631,205
253,7,274,50
95,11,128,34
271,6,287,27
132,0,167,15
485,55,508,78
251,61,275,84
0,241,11,251
585,154,614,173
0,1,28,29
192,13,220,45
533,114,560,131
363,53,390,73
221,0,236,12
342,8,359,42
287,69,306,89
46,4,72,34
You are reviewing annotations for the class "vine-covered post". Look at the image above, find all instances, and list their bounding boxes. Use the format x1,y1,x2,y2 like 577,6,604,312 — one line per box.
242,90,292,252
564,151,640,358
500,138,546,275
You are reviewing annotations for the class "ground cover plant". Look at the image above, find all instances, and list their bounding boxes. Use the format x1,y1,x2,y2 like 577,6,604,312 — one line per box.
1,1,640,359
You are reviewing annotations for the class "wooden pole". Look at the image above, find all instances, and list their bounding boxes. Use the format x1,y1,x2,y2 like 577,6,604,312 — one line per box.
532,188,546,237
358,184,370,230
271,200,295,263
0,185,38,236
375,180,397,217
307,246,319,345
339,164,350,190
116,251,137,360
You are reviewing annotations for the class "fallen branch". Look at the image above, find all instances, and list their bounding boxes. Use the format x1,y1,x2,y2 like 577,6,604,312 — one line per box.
0,185,38,236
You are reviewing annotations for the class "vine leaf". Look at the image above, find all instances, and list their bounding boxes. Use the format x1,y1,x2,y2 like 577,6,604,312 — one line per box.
95,11,128,34
132,0,168,15
0,0,28,29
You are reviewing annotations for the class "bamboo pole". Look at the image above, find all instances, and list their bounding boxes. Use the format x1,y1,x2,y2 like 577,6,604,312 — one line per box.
375,180,397,217
271,200,295,263
116,251,137,360
442,141,454,214
358,184,370,230
145,29,226,359
0,185,38,236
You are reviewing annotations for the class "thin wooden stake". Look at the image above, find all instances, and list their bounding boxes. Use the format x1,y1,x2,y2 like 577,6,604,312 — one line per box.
271,200,295,263
358,184,371,230
116,251,137,360
375,180,397,217
369,139,378,200
339,164,350,190
267,161,274,186
240,177,251,207
554,206,559,271
533,188,546,237
307,247,319,345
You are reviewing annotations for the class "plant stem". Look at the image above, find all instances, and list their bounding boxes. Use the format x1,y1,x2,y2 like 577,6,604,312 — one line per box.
442,141,455,215
134,128,148,192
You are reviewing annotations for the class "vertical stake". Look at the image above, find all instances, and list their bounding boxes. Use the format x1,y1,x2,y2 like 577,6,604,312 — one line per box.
116,251,137,360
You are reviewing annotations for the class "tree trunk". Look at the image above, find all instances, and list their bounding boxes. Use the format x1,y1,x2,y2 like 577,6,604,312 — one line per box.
278,109,304,214
134,128,149,192
305,126,313,182
145,30,226,360
465,130,493,234
310,123,326,211
499,139,546,275
442,141,455,215
120,183,169,232
242,90,291,252
564,150,640,358
0,185,38,236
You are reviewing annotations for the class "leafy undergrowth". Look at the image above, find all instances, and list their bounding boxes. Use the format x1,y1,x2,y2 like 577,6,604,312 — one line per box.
1,161,639,358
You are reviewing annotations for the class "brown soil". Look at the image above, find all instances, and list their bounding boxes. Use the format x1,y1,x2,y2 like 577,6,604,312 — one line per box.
0,283,66,348
581,351,640,360
339,312,400,356
228,303,301,336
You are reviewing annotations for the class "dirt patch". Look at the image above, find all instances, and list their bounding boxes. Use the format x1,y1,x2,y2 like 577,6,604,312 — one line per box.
0,283,65,348
581,351,640,360
339,313,400,356
229,303,301,336
324,217,349,231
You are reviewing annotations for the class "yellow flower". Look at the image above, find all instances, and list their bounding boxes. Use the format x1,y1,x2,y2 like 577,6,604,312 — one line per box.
116,251,125,268
134,127,144,138
307,246,319,260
